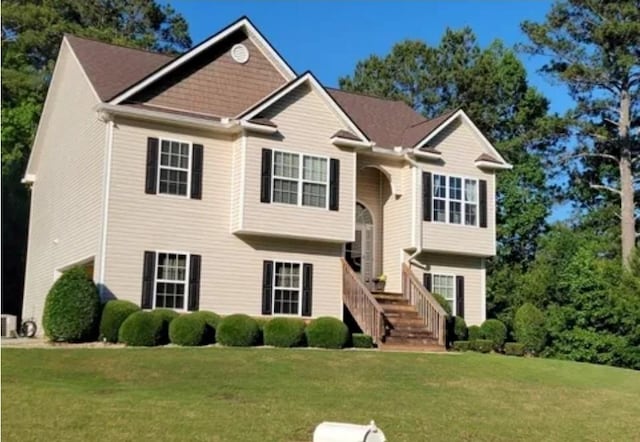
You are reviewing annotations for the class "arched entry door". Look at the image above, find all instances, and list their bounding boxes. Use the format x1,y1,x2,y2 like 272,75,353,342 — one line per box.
346,203,374,287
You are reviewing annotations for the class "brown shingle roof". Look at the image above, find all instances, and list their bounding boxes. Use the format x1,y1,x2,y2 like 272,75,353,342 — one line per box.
66,33,458,149
331,129,361,141
476,153,503,164
65,35,174,101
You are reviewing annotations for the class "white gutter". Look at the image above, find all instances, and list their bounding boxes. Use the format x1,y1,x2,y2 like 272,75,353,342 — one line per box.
412,150,441,161
331,137,375,150
404,153,425,269
239,120,278,134
96,103,238,133
21,174,36,185
475,161,513,170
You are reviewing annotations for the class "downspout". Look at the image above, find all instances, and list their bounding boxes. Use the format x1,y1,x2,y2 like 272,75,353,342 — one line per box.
403,152,427,270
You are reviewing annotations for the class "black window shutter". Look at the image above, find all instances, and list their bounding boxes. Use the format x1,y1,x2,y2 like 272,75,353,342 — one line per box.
423,273,432,292
302,263,313,317
262,261,274,314
188,254,201,311
456,275,465,318
423,172,432,221
145,138,159,194
261,149,272,203
191,144,203,199
479,179,488,228
329,159,340,211
141,251,156,308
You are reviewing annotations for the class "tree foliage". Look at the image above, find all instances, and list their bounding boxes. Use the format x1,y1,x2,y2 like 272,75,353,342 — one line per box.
521,0,640,266
1,0,191,316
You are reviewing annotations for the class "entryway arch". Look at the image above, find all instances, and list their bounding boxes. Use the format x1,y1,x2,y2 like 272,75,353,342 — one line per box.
346,202,375,287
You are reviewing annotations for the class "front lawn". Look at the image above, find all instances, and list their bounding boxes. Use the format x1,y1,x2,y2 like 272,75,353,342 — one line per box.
2,347,639,441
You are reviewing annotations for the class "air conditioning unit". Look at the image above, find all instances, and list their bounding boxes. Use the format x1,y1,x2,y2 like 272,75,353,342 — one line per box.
1,314,17,338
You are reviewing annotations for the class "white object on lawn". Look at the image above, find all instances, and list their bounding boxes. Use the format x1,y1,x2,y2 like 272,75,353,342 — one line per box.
313,420,386,442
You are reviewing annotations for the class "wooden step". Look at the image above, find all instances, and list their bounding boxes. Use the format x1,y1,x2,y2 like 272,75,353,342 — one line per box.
379,343,446,352
388,328,434,338
383,336,440,346
371,291,403,297
381,304,417,314
387,317,427,328
373,294,409,305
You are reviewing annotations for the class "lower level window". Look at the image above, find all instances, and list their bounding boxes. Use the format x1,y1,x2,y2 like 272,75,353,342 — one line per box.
273,262,301,315
433,274,456,315
155,252,188,309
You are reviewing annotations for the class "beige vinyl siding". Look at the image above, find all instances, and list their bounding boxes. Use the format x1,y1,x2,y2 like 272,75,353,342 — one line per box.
22,41,105,331
104,118,343,318
229,136,243,231
239,84,355,242
413,253,485,326
421,118,496,257
356,155,413,293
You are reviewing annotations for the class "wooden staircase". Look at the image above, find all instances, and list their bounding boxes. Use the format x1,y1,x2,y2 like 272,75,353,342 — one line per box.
372,291,445,351
341,258,447,352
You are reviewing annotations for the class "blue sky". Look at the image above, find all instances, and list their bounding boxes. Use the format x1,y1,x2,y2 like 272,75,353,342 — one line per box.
170,1,572,219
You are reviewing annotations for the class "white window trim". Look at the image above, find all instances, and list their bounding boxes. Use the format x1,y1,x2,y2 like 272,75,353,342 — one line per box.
156,137,193,199
152,250,190,312
272,260,303,316
432,273,457,316
432,173,479,227
271,148,330,210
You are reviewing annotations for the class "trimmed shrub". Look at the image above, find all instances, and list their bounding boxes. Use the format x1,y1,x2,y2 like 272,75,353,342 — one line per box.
254,317,271,345
151,309,179,345
42,266,101,342
468,325,482,341
99,300,140,343
504,342,526,357
190,311,221,344
432,293,452,316
118,311,163,346
263,317,306,348
452,341,471,352
481,319,507,350
305,317,349,349
514,303,547,354
217,314,260,347
471,339,493,353
352,333,374,349
169,313,206,346
454,316,467,341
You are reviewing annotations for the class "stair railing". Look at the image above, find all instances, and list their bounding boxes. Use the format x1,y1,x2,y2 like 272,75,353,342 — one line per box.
341,258,386,344
401,263,447,346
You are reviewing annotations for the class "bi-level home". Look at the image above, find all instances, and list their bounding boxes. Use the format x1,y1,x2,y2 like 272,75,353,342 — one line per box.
22,17,511,349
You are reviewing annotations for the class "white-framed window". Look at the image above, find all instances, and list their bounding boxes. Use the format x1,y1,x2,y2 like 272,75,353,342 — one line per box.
433,274,456,315
433,174,478,226
273,261,301,315
158,139,191,196
154,252,189,310
272,150,328,208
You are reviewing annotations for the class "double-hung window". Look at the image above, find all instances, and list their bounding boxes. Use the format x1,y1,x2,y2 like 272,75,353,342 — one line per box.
154,252,188,309
273,262,301,315
433,174,478,226
159,139,191,196
433,274,456,315
272,150,328,208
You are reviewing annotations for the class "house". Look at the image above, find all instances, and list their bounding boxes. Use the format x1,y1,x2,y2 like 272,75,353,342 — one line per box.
21,17,511,349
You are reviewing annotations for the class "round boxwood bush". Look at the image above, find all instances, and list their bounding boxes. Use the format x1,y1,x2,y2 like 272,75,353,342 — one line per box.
471,339,493,353
190,311,221,344
118,311,163,346
42,266,101,342
169,313,206,346
468,325,482,341
99,300,140,343
352,333,374,348
514,303,547,354
432,293,452,316
151,309,179,344
263,317,306,347
480,319,507,350
452,341,470,352
217,314,260,347
305,317,349,349
454,316,467,341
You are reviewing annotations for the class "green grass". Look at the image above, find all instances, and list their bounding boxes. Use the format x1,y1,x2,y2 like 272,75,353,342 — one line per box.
2,348,639,441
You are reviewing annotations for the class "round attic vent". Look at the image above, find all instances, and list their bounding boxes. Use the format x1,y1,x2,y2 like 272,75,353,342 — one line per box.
231,44,250,64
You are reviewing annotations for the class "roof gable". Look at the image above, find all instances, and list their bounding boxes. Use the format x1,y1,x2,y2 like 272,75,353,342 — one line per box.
127,30,287,118
239,73,370,142
109,17,295,105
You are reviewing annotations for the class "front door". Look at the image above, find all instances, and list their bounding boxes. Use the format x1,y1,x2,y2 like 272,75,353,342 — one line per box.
346,203,374,288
